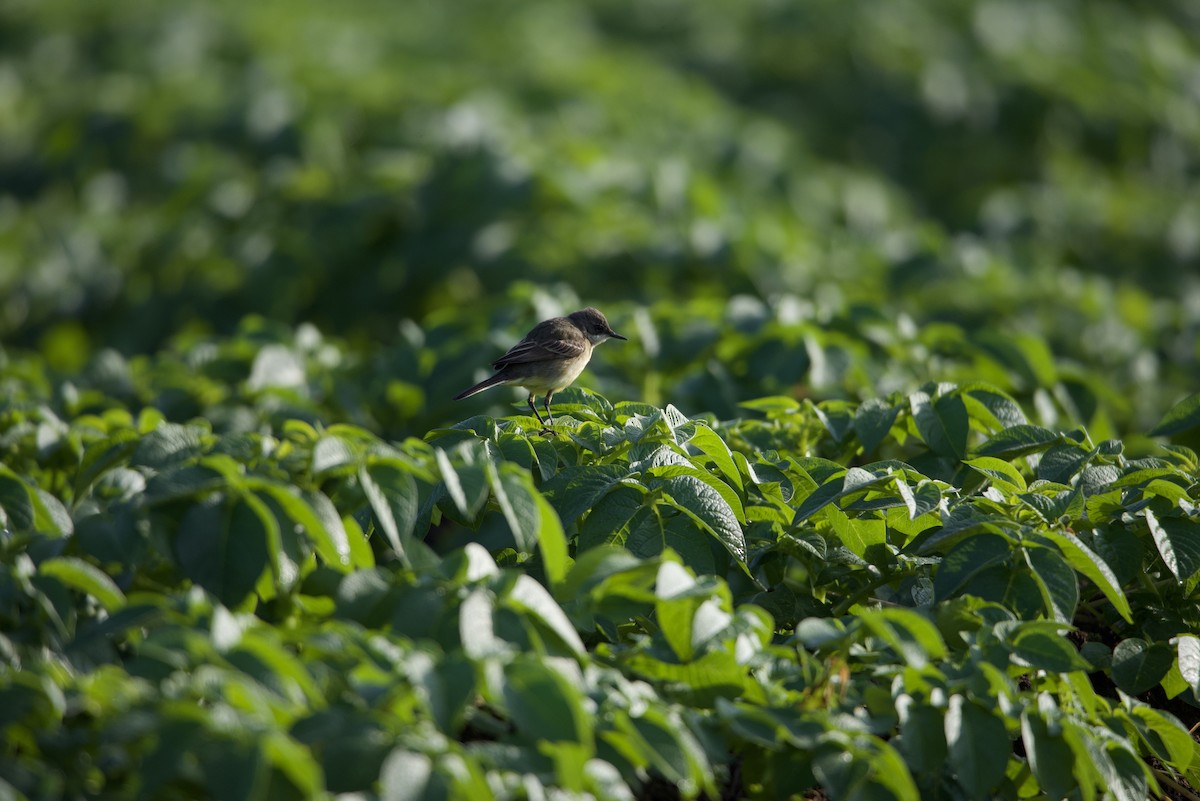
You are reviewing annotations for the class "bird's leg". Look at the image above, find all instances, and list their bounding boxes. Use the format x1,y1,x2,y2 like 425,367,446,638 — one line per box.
544,392,556,427
527,394,548,428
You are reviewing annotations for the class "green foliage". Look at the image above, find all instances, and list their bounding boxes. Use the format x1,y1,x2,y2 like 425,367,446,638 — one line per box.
4,0,1200,797
3,0,1200,438
3,375,1198,800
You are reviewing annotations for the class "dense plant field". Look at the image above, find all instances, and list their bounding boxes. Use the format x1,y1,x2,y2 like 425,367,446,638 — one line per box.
3,0,1200,798
3,339,1200,798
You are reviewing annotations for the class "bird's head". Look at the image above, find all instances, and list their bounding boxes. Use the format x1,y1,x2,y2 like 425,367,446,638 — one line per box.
568,307,627,345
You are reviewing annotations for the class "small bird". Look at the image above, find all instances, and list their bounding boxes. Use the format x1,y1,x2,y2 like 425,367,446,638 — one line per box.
453,307,626,430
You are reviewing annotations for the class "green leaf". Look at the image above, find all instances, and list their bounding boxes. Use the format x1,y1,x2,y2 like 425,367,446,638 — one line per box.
1177,635,1200,696
910,391,968,460
1037,443,1092,484
655,474,746,564
263,731,323,798
649,463,745,523
1021,711,1078,800
897,697,947,773
964,456,1027,493
1024,546,1078,623
933,534,1012,600
379,750,432,801
738,396,800,413
542,465,629,529
858,608,948,667
686,425,742,490
434,448,471,519
1126,707,1194,769
1151,392,1200,437
176,496,270,606
0,466,34,531
944,694,1008,798
360,463,419,565
1144,509,1200,582
506,574,585,657
1039,529,1132,623
131,422,206,469
1111,638,1174,695
578,484,649,551
854,397,901,454
303,490,354,571
976,425,1061,458
825,505,885,559
654,560,728,663
502,657,590,746
38,557,126,612
1008,627,1090,672
534,491,569,588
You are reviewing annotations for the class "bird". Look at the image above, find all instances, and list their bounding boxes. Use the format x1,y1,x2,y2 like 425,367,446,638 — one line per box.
453,307,626,430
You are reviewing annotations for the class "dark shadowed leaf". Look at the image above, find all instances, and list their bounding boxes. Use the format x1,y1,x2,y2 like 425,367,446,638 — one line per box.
1151,392,1200,437
1111,638,1174,695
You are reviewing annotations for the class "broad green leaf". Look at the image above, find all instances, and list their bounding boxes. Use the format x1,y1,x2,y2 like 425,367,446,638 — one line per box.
485,462,539,552
1111,638,1174,695
1024,546,1078,623
961,384,1027,429
825,505,885,559
1021,711,1078,800
964,456,1027,493
506,574,585,657
360,463,419,565
854,397,901,455
616,707,707,791
312,434,358,475
536,492,569,587
176,496,270,606
621,649,747,705
868,739,920,801
858,608,947,667
434,448,471,518
578,484,649,551
897,697,947,773
944,694,1008,798
1039,529,1132,623
656,474,746,564
738,396,800,413
38,557,126,612
685,425,742,490
647,464,745,523
910,391,968,460
131,422,207,469
542,465,629,529
1144,509,1200,582
0,466,35,532
1151,391,1200,437
263,732,323,798
1009,627,1090,672
1177,635,1200,696
933,533,1012,600
1125,707,1194,769
379,750,432,801
976,424,1061,458
303,490,354,570
459,587,503,660
502,657,590,746
1036,443,1091,484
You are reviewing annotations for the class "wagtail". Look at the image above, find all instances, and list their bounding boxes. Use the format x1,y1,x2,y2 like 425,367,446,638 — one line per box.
453,307,626,429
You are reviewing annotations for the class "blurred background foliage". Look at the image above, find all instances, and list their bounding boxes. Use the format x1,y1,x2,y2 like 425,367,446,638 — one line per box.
1,0,1198,438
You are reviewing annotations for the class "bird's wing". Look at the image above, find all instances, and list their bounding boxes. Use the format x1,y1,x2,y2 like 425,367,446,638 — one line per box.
492,319,586,368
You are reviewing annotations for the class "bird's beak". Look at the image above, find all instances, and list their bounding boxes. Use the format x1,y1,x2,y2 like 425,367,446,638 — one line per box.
608,329,627,341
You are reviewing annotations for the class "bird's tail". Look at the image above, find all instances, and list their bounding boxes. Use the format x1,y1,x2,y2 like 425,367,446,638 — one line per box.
453,373,511,401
